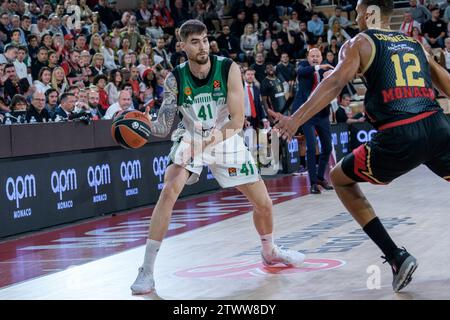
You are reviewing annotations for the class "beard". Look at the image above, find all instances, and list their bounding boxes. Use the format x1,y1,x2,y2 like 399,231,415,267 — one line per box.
193,52,209,65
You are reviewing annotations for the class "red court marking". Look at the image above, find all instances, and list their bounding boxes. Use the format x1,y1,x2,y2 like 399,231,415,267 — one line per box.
0,174,313,288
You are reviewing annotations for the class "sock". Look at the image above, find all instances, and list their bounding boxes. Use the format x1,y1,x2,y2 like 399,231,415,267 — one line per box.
260,233,275,255
363,217,398,260
142,239,161,273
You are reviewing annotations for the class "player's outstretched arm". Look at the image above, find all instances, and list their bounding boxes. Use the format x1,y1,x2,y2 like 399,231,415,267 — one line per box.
146,72,178,138
292,38,361,127
272,37,363,140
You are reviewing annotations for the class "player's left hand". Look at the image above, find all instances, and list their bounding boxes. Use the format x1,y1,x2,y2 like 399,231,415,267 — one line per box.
267,109,297,141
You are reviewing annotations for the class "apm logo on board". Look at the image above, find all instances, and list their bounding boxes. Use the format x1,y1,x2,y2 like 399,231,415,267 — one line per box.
120,160,142,196
288,139,299,164
87,164,111,204
152,156,170,190
51,169,78,211
5,174,37,219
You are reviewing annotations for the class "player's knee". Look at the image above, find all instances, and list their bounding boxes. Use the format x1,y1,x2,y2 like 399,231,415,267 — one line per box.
330,166,340,186
160,181,183,202
254,196,273,214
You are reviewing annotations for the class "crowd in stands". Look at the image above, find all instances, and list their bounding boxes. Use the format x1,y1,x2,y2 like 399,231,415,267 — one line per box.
0,0,448,126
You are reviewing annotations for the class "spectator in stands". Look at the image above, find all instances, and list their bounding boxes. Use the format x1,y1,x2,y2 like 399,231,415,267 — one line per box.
51,66,68,95
146,15,164,46
172,0,191,27
250,52,267,85
93,74,109,112
443,37,450,72
47,50,59,70
45,88,58,114
0,44,18,64
243,68,269,131
153,0,175,33
261,62,288,116
412,26,429,45
289,11,302,33
328,19,351,45
101,36,118,72
292,0,313,22
231,9,247,37
89,53,107,81
276,52,296,91
328,6,356,38
104,89,134,119
308,12,325,41
422,7,446,48
30,14,49,40
7,94,28,123
399,10,421,36
209,40,228,57
121,22,144,52
14,45,28,81
409,0,431,24
33,66,52,93
335,93,365,124
267,40,282,64
53,92,76,120
3,63,23,103
251,13,266,37
153,36,173,70
216,25,240,60
85,88,101,119
26,91,50,122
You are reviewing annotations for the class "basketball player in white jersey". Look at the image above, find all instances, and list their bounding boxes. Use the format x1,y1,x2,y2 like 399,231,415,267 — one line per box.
131,20,305,295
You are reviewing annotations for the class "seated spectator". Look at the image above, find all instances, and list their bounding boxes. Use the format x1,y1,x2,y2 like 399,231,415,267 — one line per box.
335,94,365,124
89,53,107,82
101,36,118,71
93,74,109,112
3,63,24,103
308,12,325,40
399,10,421,36
105,69,123,105
0,44,18,64
45,88,59,115
327,19,351,45
146,15,164,46
103,89,134,119
53,92,76,120
51,66,69,95
87,88,104,119
421,7,446,48
7,94,28,124
444,37,450,72
26,91,50,122
412,26,429,46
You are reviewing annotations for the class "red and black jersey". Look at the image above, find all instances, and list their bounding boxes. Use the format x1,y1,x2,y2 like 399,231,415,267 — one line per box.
360,29,441,129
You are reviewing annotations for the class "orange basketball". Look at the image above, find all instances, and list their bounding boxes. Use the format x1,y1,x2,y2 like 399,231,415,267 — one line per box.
111,110,152,149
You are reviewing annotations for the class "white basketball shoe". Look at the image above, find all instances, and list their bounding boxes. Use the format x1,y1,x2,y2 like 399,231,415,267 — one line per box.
261,246,306,267
130,267,155,295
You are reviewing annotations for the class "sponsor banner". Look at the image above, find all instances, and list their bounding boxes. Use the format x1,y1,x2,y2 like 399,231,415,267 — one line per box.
349,122,377,151
281,139,300,173
330,123,350,161
0,142,219,238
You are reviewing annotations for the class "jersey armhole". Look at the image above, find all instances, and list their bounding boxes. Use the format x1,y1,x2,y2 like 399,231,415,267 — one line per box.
223,58,233,84
359,33,377,74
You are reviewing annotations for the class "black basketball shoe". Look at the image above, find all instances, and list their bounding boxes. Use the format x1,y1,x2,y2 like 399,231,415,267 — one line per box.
382,247,418,292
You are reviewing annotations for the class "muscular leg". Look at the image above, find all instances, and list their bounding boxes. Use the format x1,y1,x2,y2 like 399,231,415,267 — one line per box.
236,180,305,267
131,164,190,294
236,180,273,235
329,161,376,226
148,164,191,240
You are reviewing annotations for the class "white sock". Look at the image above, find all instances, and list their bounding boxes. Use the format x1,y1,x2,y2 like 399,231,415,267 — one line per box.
260,233,275,255
142,239,161,273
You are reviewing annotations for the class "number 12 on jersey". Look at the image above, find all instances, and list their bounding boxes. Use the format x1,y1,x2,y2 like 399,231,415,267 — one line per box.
390,53,425,87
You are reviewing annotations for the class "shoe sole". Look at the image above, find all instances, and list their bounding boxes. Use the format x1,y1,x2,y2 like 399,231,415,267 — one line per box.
261,253,305,268
393,256,418,292
131,288,154,295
